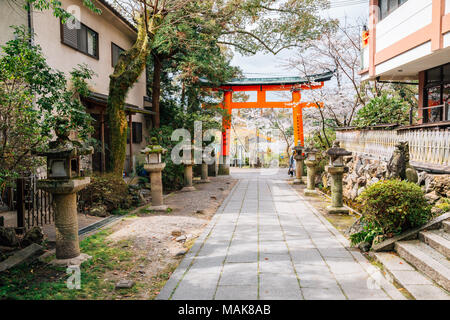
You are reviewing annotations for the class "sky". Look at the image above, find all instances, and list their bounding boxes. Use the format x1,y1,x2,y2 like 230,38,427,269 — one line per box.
231,1,369,78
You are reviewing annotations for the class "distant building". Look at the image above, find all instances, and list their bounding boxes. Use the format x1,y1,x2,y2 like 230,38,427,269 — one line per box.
0,0,154,174
360,0,450,126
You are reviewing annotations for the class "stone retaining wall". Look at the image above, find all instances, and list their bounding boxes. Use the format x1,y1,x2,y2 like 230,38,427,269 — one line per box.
320,154,450,214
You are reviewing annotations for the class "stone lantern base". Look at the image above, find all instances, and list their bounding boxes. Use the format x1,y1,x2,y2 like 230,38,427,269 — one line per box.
325,206,349,215
181,186,196,192
144,163,168,211
325,165,349,215
304,189,318,196
198,163,210,183
37,177,90,261
181,161,196,192
304,159,318,197
293,156,305,185
50,253,92,267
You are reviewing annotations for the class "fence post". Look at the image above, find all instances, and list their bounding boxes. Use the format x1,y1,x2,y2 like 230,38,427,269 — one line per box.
16,178,26,233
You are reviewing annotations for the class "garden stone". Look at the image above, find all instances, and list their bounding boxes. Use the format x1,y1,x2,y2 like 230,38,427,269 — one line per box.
424,175,436,193
0,227,18,247
90,204,108,217
115,280,135,289
175,249,187,257
405,167,418,183
358,242,371,252
357,187,365,197
0,243,43,272
357,176,366,186
425,191,440,204
345,218,364,236
171,230,183,237
417,171,427,185
176,235,187,242
21,226,44,246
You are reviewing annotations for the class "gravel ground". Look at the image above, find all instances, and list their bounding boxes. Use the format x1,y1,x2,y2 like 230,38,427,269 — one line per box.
104,175,237,299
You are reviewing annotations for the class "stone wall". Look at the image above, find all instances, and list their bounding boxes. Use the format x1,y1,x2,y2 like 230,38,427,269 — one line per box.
320,154,450,214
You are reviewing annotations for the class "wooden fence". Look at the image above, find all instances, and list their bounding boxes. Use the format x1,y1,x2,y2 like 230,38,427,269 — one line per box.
15,174,54,232
336,128,450,173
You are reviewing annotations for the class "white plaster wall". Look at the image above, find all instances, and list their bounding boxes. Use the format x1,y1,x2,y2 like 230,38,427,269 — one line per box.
376,0,432,52
32,0,147,108
375,41,432,75
446,0,450,14
0,0,28,46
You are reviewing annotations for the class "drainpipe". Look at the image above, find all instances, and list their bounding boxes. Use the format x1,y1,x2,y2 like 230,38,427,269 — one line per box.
27,2,33,38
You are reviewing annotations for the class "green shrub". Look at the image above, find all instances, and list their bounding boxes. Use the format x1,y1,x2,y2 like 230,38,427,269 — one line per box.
79,173,133,213
353,94,410,127
350,217,383,246
436,198,450,213
357,179,432,236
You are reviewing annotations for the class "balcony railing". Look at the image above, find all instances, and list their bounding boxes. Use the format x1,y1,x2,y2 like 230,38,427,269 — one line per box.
336,126,450,173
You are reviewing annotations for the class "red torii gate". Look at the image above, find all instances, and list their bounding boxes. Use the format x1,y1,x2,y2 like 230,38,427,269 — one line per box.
206,71,333,162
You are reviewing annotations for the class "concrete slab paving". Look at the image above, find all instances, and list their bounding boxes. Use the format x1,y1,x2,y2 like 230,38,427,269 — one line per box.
158,169,404,300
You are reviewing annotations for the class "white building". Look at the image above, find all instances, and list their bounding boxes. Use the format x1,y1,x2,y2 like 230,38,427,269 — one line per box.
360,0,450,125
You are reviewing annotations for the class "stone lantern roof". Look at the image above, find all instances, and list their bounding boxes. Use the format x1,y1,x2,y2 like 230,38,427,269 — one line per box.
326,141,351,161
141,137,167,155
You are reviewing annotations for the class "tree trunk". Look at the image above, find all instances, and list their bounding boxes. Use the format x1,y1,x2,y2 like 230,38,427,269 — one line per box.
152,53,162,128
107,15,152,175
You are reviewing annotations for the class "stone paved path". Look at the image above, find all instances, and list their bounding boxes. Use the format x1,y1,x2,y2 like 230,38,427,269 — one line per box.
158,169,405,300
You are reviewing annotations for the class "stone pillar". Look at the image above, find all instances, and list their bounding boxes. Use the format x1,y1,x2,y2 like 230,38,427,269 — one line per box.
144,163,167,211
38,178,91,262
326,166,349,214
293,155,305,185
53,192,79,259
182,161,196,191
218,156,230,175
199,162,210,183
304,160,318,196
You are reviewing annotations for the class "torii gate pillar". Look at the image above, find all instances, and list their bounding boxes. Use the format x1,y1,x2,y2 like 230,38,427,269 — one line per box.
218,91,232,175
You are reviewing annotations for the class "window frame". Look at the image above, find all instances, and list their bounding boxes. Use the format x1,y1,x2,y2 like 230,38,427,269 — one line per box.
378,0,409,21
60,19,99,60
423,63,450,123
132,122,143,144
111,42,125,68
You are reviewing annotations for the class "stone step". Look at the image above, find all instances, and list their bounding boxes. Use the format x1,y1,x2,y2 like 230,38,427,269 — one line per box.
419,230,450,258
395,240,450,292
443,220,450,233
373,252,450,300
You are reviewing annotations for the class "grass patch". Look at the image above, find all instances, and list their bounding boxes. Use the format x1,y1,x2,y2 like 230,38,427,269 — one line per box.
0,230,135,300
147,263,178,300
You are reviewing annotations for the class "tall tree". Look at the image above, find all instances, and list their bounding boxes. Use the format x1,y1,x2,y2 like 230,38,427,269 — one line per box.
141,0,334,128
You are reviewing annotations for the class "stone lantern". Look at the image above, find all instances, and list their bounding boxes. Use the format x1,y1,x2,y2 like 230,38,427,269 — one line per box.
181,147,196,192
325,141,352,214
199,154,210,184
34,123,93,263
304,147,319,196
292,142,305,185
141,137,167,211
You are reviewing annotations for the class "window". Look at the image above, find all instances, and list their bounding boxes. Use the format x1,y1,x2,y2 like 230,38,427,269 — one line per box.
423,63,450,123
61,20,99,58
379,0,409,20
111,43,125,67
132,122,143,144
